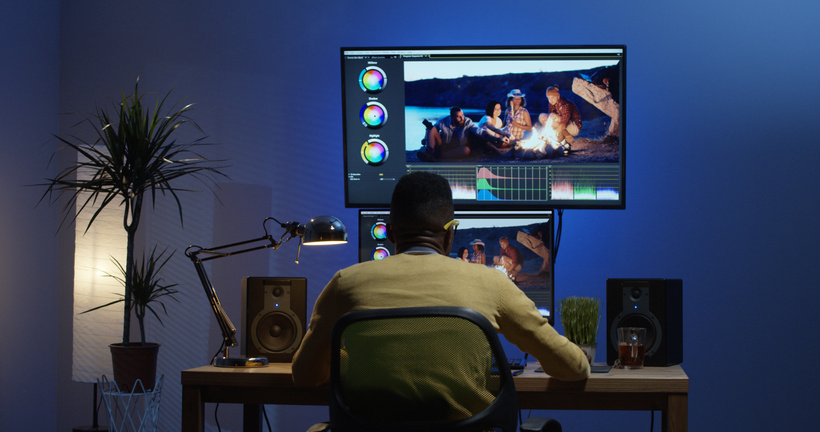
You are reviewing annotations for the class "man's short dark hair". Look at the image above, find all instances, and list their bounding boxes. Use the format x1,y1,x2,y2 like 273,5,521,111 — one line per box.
449,106,463,118
390,172,454,229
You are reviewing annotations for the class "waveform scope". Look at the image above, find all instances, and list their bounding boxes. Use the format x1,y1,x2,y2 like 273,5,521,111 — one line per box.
475,166,550,201
409,165,477,200
549,166,620,201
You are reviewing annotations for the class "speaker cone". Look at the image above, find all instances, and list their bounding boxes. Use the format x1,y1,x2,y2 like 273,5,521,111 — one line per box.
612,313,661,355
255,311,298,352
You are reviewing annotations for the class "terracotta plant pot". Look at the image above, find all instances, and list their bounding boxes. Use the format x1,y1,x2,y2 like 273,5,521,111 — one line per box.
109,342,160,392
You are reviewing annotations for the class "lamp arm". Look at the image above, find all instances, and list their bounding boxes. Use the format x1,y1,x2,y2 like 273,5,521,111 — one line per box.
184,218,302,359
185,233,282,351
184,216,346,366
188,254,239,349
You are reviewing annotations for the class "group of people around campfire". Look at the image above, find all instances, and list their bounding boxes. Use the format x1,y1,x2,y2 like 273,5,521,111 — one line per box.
416,86,583,162
456,231,551,283
417,66,620,162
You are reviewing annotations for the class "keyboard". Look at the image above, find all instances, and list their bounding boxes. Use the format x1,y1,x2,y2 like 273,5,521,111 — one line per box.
491,357,526,374
508,357,526,370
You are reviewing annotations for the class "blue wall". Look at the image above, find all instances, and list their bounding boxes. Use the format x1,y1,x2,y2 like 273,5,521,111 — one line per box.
3,0,819,430
0,1,60,431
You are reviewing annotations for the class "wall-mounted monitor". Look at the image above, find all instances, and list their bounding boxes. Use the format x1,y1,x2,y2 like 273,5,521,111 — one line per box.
342,45,625,209
358,209,555,324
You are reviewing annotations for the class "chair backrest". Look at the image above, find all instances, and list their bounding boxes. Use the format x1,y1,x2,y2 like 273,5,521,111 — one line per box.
329,306,519,432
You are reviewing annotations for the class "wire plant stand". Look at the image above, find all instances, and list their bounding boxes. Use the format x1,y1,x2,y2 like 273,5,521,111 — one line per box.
97,375,164,432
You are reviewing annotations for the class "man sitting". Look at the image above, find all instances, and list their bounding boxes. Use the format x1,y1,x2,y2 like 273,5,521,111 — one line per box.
292,172,590,408
493,236,524,280
417,107,481,161
546,86,583,148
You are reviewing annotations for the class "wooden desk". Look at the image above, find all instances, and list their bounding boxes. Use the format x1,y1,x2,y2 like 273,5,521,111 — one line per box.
181,362,688,432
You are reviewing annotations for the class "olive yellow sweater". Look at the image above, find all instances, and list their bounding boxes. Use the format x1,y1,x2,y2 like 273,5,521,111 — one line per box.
292,253,590,387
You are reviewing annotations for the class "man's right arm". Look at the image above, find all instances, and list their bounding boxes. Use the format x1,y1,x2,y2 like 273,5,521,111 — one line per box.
496,279,590,381
291,273,342,386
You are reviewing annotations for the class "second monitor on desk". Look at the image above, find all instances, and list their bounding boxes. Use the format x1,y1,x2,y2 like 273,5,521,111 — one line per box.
358,209,554,325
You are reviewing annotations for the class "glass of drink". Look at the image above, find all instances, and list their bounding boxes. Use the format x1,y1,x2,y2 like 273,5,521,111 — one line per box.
617,327,646,369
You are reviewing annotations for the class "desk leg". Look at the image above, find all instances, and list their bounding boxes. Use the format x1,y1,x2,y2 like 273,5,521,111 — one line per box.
664,393,688,432
182,384,204,432
243,404,262,432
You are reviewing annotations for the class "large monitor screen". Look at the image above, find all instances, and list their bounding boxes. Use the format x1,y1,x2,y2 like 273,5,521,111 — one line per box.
358,209,555,324
342,46,625,209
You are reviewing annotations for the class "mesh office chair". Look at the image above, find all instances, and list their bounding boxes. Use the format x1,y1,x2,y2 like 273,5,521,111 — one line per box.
322,306,560,432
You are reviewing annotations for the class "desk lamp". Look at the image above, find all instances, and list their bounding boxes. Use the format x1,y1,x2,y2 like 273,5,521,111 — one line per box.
186,216,347,367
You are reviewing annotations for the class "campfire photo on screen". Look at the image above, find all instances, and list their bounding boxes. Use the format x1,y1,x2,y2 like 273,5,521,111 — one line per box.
404,59,621,165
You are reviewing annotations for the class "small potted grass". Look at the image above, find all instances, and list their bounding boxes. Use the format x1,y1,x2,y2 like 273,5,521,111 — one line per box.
558,296,601,364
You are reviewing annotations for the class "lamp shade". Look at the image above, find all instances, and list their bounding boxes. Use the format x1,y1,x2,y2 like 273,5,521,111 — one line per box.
303,216,348,245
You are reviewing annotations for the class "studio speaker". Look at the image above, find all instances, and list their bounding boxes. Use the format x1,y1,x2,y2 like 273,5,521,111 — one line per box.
606,278,683,366
241,277,307,362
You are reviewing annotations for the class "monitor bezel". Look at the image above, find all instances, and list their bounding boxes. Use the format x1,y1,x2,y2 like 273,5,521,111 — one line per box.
341,44,626,211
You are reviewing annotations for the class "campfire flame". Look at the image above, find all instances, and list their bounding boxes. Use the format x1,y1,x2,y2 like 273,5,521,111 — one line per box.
516,114,562,151
494,265,511,279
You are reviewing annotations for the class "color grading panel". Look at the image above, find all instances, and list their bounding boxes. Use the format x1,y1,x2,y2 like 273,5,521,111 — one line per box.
342,51,407,206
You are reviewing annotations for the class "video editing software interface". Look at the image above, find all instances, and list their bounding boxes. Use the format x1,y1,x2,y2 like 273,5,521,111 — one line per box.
358,209,555,324
342,46,625,210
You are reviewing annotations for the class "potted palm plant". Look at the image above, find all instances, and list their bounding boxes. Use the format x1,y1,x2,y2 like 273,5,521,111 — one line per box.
558,296,601,364
87,246,179,390
41,78,227,390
